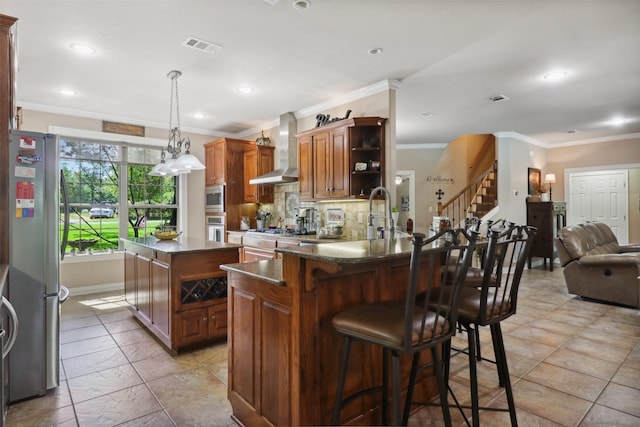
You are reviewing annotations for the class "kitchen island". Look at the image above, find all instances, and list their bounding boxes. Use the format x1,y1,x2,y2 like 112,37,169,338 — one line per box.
122,237,240,352
221,238,440,426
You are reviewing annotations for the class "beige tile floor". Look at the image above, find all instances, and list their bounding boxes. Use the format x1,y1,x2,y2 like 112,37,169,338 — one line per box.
6,266,640,426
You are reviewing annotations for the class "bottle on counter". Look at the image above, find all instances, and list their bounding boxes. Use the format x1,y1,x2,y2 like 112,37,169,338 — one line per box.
406,218,413,234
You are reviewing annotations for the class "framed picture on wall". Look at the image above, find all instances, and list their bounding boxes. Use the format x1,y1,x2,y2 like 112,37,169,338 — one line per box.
528,168,541,196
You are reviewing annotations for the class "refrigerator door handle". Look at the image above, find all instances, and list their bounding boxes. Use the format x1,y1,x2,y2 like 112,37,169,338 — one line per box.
2,296,19,359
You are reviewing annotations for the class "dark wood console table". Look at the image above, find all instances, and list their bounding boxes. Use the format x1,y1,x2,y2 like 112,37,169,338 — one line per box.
526,200,566,271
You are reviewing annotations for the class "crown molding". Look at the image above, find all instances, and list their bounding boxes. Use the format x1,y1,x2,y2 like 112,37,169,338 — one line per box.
294,78,402,120
396,143,448,150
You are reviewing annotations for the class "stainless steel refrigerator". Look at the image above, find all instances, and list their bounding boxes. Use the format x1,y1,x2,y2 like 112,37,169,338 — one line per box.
7,130,69,403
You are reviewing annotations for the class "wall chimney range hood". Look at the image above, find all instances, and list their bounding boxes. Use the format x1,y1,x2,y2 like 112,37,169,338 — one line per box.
249,167,298,184
249,112,298,185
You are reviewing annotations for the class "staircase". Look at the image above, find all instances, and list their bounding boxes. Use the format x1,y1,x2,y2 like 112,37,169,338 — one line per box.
437,162,497,227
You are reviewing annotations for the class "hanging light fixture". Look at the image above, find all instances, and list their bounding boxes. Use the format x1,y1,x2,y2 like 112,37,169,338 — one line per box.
149,70,205,176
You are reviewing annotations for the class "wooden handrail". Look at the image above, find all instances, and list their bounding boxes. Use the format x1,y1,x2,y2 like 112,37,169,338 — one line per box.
437,161,497,226
440,161,497,211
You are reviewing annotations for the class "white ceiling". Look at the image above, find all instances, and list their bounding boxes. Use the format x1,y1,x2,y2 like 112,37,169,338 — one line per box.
5,0,640,147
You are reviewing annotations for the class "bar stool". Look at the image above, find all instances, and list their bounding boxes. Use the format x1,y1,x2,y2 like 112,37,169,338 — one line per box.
460,219,515,362
420,224,536,426
330,228,478,426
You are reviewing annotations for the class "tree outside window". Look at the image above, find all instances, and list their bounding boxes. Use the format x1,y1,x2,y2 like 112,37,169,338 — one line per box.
60,138,177,254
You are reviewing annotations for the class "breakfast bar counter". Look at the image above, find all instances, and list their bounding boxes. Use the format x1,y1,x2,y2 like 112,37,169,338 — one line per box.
221,237,439,426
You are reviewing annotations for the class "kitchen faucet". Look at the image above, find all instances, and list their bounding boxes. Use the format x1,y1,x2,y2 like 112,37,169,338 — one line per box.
367,186,395,240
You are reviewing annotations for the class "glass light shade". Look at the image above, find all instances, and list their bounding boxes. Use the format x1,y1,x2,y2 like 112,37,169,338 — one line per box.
395,176,403,185
148,163,166,176
173,153,205,170
544,173,556,184
158,159,179,176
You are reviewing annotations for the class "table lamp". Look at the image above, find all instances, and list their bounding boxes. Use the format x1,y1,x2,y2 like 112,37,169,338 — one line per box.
544,173,556,201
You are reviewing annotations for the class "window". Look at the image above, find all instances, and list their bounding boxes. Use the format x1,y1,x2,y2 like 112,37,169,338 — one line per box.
60,137,177,254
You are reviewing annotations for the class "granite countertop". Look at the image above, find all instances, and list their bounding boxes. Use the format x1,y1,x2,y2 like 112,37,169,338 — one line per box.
122,237,241,254
228,230,351,244
220,259,284,286
275,237,415,264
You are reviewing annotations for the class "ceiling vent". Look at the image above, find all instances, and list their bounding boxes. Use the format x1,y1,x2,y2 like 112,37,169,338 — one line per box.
488,94,511,103
182,37,222,54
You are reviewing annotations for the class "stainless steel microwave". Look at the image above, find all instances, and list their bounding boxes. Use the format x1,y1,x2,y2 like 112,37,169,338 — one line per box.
205,184,224,212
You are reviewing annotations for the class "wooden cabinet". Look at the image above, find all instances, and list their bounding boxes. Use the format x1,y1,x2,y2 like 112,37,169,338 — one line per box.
313,128,349,199
243,145,274,203
205,137,258,235
136,252,152,323
123,240,239,352
228,231,301,263
242,246,276,262
124,249,137,306
240,235,277,261
151,258,170,338
175,304,227,347
205,139,226,186
297,134,313,199
297,117,386,200
526,200,566,271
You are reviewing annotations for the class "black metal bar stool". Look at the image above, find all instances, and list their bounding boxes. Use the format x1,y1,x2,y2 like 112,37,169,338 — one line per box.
330,229,478,426
423,224,536,426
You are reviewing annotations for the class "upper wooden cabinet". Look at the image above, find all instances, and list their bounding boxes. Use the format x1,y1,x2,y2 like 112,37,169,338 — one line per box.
243,145,275,203
313,127,349,199
205,139,227,186
296,117,386,200
297,134,313,200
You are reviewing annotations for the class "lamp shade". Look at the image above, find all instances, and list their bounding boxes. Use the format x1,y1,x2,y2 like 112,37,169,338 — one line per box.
148,163,166,176
544,173,556,184
173,153,205,170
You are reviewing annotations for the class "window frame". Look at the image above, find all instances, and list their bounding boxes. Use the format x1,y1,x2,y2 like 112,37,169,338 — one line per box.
51,126,191,255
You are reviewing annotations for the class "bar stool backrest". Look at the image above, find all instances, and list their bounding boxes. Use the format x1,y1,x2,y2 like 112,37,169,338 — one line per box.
405,229,478,353
478,224,536,325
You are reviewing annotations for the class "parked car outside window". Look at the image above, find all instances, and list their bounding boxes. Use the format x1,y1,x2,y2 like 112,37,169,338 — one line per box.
89,207,115,219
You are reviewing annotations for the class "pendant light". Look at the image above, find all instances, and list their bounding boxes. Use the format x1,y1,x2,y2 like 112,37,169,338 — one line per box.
149,70,205,176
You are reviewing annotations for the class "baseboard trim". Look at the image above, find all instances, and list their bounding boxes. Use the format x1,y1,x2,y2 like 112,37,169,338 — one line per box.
65,282,124,296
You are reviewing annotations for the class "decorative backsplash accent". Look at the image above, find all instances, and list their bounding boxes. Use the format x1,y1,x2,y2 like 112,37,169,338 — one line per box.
261,183,394,240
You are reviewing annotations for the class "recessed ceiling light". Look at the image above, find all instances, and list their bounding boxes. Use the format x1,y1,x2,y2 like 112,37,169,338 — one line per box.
58,88,76,96
608,117,627,126
236,86,254,95
292,0,311,10
543,70,568,81
368,47,383,56
420,112,436,117
566,129,578,134
69,43,96,55
192,112,207,119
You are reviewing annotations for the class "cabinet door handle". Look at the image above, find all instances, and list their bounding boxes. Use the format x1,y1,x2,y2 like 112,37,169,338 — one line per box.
210,315,216,321
203,317,208,322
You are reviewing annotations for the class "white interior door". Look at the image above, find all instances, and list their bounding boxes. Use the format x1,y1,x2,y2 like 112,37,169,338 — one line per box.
568,169,628,244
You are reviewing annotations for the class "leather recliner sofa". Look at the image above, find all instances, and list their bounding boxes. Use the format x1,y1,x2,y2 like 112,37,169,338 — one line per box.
554,222,640,308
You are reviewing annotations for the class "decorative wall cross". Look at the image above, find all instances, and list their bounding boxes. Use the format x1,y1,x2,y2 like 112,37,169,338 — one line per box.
436,189,444,200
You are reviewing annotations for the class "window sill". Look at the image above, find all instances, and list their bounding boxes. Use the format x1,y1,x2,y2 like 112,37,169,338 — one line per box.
61,251,123,264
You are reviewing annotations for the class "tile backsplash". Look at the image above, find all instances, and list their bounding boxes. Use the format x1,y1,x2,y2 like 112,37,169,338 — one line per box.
255,183,395,240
